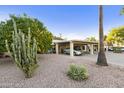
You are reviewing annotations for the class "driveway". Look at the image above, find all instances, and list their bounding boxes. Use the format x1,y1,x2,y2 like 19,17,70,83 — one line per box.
76,52,124,66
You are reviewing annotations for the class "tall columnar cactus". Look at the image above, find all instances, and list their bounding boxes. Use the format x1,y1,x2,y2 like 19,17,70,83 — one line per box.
5,19,38,78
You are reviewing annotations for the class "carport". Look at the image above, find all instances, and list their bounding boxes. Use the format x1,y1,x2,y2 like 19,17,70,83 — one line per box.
54,40,98,56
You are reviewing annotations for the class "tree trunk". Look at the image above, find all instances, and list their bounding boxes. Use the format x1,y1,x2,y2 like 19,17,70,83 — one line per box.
96,5,108,66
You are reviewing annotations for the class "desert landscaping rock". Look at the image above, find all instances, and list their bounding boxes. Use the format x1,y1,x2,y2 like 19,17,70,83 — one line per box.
0,54,124,88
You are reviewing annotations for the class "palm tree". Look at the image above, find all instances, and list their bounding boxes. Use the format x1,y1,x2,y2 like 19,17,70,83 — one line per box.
96,5,108,66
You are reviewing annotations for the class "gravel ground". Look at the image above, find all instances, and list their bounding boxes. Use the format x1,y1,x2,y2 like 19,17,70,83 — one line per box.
0,54,124,88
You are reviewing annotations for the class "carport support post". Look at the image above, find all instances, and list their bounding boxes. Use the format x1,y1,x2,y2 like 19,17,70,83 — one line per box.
90,44,94,55
56,43,59,54
84,45,87,51
70,42,74,56
80,46,83,53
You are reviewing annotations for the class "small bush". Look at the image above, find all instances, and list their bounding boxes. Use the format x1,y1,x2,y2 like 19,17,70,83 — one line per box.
113,47,122,53
67,64,89,81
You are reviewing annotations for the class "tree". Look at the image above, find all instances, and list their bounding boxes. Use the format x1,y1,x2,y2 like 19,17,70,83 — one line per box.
106,27,124,46
104,35,107,41
96,5,108,66
53,36,64,40
104,35,113,46
0,21,6,52
85,36,97,42
120,7,124,15
0,14,53,53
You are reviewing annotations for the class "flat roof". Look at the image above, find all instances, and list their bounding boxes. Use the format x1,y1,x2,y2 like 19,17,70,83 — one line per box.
54,40,98,44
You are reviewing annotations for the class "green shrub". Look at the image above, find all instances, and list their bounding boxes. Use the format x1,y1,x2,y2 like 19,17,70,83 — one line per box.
67,64,89,81
113,47,122,53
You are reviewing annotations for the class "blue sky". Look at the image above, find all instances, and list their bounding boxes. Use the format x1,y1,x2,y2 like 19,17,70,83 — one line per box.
0,5,124,40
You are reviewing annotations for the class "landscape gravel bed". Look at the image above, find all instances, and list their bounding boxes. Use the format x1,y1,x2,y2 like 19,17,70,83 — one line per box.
0,54,124,88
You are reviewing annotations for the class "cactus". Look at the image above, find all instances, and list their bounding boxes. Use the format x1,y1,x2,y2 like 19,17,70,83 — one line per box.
5,19,38,78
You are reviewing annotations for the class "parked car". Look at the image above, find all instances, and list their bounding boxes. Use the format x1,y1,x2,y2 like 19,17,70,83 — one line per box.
63,48,82,56
108,47,113,51
121,47,124,52
47,49,53,54
47,48,56,54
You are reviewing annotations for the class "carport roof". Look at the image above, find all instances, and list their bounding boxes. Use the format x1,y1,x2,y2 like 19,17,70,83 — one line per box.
54,40,98,44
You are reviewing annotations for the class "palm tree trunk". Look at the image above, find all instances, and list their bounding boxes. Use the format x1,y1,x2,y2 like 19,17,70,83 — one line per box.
96,5,108,66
